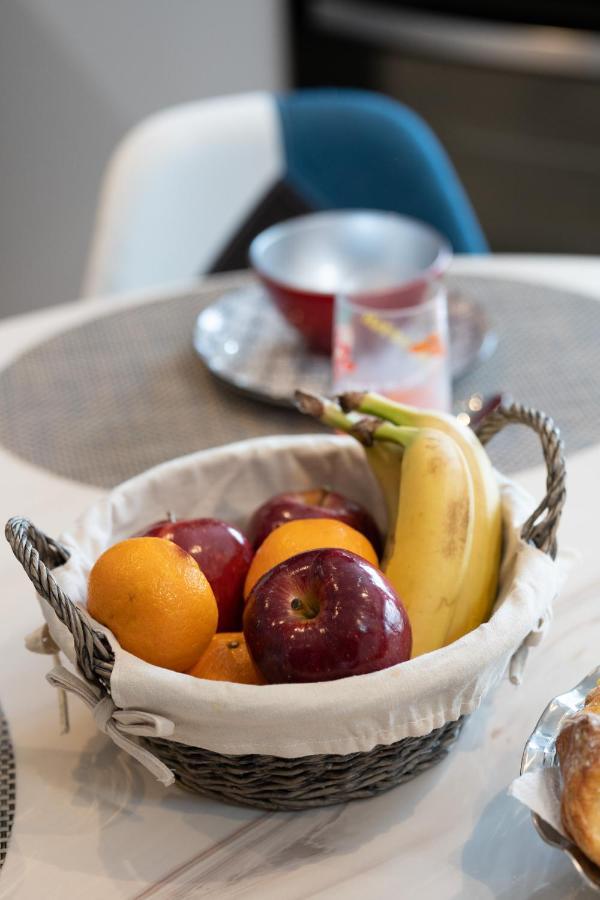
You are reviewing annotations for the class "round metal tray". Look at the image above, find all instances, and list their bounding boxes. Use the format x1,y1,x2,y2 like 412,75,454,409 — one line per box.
521,666,600,892
193,284,496,407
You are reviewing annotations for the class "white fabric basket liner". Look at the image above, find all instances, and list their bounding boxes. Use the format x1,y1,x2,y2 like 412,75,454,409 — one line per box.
44,434,565,759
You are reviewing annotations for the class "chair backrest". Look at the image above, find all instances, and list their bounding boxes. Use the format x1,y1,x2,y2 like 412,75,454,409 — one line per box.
83,89,487,298
276,90,488,255
82,93,285,297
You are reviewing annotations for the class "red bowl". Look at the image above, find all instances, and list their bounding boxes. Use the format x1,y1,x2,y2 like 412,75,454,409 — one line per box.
249,210,452,354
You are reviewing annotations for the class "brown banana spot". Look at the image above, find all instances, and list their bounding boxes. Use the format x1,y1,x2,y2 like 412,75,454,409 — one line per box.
427,452,443,476
425,438,445,475
443,496,470,558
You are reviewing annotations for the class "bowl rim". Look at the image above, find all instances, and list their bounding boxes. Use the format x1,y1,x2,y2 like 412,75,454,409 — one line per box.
248,209,453,301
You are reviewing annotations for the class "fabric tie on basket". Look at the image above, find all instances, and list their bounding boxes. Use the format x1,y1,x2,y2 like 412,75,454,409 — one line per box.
46,665,176,786
508,610,552,686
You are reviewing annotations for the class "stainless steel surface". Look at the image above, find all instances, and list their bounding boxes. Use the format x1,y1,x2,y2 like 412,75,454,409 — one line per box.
311,0,600,79
194,285,331,407
193,283,494,406
521,666,600,892
249,210,451,294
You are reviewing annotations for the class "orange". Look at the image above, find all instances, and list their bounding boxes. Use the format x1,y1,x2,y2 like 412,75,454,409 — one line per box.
244,517,379,598
88,537,218,672
187,632,266,685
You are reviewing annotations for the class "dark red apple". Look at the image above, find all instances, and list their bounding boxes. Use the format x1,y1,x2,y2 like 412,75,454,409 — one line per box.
248,488,382,556
243,548,411,683
138,517,253,631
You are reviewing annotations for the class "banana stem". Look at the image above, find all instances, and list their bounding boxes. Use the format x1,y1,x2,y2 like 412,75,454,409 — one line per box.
339,391,414,426
294,391,416,448
372,420,414,445
294,390,359,434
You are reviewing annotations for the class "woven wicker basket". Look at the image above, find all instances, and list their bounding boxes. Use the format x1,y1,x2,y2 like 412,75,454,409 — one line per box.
5,402,565,811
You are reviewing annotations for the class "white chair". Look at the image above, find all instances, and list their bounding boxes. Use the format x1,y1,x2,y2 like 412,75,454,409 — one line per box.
82,93,286,297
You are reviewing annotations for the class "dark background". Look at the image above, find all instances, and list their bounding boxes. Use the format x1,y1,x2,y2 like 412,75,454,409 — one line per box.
289,0,600,252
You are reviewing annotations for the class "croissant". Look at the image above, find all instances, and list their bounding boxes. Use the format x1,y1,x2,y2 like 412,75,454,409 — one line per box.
557,685,600,867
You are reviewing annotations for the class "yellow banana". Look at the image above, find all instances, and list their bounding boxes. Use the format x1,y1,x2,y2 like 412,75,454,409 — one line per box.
294,390,491,652
363,440,403,564
340,392,502,644
381,427,475,657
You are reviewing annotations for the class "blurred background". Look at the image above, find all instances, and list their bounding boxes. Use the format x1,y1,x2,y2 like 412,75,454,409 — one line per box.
2,0,600,318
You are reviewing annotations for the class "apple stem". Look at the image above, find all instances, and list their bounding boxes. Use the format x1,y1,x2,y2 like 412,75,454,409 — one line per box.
290,595,319,619
302,593,319,619
317,487,329,505
166,510,177,523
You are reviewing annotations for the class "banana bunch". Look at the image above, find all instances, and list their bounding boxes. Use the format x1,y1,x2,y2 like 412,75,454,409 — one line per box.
295,390,502,657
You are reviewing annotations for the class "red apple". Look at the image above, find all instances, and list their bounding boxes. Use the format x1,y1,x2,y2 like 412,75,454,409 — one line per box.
243,548,411,683
247,489,382,556
138,517,253,631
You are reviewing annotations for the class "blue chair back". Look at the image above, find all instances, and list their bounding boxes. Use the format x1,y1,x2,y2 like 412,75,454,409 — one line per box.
276,89,488,254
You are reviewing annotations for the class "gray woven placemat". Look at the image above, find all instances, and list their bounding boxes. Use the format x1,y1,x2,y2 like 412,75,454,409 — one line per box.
0,703,16,871
0,273,596,487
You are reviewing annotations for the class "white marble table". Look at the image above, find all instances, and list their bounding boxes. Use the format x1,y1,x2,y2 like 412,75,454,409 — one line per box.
1,256,600,899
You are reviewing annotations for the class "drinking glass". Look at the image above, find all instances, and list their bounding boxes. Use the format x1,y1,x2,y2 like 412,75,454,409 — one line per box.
332,281,451,411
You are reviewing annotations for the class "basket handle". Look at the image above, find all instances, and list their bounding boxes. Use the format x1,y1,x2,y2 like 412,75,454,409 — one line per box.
4,517,114,686
475,401,566,559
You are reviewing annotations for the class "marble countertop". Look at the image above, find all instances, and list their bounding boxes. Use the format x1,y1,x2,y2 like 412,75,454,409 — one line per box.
1,256,599,899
